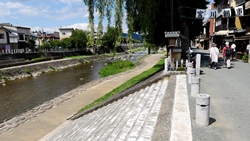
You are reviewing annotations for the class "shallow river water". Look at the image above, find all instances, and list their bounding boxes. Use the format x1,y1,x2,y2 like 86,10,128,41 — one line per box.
0,53,146,123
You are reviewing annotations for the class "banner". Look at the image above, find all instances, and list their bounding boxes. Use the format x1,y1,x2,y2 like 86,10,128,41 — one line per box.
222,8,231,18
195,5,245,19
209,10,218,19
234,5,244,16
196,9,206,19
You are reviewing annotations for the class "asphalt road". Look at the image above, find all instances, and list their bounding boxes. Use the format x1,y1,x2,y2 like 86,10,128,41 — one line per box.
188,48,250,141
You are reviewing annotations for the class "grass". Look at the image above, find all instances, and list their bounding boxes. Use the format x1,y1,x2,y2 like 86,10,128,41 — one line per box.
99,60,136,78
77,57,164,113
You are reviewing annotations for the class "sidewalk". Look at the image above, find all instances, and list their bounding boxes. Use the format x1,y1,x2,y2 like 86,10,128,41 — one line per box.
187,49,250,141
0,54,165,141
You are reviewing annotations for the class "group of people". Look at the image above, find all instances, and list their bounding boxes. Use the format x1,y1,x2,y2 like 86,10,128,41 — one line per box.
209,41,237,70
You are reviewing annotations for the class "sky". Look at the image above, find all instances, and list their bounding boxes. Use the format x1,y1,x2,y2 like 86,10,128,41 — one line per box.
0,0,212,34
0,0,124,33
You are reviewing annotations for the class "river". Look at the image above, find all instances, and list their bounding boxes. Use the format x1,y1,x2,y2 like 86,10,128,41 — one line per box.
0,52,146,123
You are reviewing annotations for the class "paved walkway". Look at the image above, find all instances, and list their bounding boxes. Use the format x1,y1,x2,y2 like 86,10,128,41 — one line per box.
0,54,167,141
188,48,250,141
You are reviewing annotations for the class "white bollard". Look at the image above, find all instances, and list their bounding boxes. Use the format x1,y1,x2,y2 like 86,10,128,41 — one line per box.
189,68,195,84
196,54,201,75
196,94,210,126
191,77,200,97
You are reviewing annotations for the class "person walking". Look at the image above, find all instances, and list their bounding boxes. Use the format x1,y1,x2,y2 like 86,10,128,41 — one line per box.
210,43,219,70
222,42,231,69
231,42,236,60
246,43,250,54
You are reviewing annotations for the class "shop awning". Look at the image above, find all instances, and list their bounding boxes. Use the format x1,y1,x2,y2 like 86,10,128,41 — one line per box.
235,36,250,41
213,30,228,36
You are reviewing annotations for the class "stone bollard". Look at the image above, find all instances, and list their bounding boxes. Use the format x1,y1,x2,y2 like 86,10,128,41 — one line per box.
187,62,192,74
196,94,210,126
191,77,200,97
164,58,168,72
196,54,201,75
189,68,196,84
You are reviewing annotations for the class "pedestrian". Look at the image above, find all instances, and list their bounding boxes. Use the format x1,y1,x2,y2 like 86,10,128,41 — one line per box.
210,43,219,70
231,42,236,60
222,42,231,69
246,43,250,54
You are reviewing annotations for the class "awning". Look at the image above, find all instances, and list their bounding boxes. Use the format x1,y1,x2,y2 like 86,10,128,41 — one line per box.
213,30,228,36
235,35,250,41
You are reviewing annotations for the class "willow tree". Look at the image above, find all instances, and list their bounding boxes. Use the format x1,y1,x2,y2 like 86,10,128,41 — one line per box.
83,0,208,53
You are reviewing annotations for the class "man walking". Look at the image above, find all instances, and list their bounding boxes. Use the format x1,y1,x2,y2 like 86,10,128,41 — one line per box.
231,42,236,60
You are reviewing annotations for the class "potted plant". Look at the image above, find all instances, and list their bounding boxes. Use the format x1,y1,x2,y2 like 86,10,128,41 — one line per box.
242,54,248,63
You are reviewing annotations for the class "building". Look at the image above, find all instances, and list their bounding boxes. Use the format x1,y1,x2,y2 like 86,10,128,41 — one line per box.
59,28,74,40
205,0,250,54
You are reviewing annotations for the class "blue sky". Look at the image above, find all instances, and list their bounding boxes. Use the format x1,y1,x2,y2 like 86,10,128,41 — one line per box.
0,0,212,33
0,0,120,33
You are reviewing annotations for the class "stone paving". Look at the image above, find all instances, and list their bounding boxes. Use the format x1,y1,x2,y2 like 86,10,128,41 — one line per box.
41,77,169,141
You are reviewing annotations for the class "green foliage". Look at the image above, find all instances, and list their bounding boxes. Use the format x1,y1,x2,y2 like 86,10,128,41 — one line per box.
79,58,164,113
50,40,61,50
99,60,136,78
29,38,36,51
102,27,117,52
242,54,248,62
71,30,88,49
40,42,52,50
1,76,10,82
176,67,185,71
82,0,208,46
25,68,31,74
49,66,56,71
61,38,72,49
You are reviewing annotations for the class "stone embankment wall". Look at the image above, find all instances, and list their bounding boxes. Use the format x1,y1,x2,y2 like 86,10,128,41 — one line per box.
0,55,125,84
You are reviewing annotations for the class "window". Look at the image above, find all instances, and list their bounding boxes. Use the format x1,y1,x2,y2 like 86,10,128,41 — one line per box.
0,34,4,39
19,35,24,40
62,32,66,35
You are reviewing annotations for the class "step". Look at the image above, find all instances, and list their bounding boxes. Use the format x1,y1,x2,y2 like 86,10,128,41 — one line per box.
46,78,169,141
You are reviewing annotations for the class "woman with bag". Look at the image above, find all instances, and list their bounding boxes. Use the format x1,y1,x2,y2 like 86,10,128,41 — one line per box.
210,43,219,70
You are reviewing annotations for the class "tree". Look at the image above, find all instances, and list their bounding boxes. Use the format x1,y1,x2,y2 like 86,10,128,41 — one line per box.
61,38,72,50
29,38,36,52
102,27,117,55
50,40,61,50
40,42,51,51
70,29,88,50
82,0,208,50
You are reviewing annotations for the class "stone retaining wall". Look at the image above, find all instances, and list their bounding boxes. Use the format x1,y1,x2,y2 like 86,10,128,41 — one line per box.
0,54,127,84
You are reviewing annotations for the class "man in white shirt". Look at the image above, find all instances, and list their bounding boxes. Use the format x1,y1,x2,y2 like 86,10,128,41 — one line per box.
246,44,250,54
231,42,236,60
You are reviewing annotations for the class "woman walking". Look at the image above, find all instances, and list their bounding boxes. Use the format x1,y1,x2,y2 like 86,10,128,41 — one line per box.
210,43,219,70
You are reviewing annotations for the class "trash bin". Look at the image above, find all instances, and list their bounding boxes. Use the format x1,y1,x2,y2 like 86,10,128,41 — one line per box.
196,94,210,126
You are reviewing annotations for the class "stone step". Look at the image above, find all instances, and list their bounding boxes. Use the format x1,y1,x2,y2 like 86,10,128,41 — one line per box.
46,77,169,141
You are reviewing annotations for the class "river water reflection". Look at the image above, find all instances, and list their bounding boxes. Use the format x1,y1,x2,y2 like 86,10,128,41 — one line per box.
0,53,146,123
